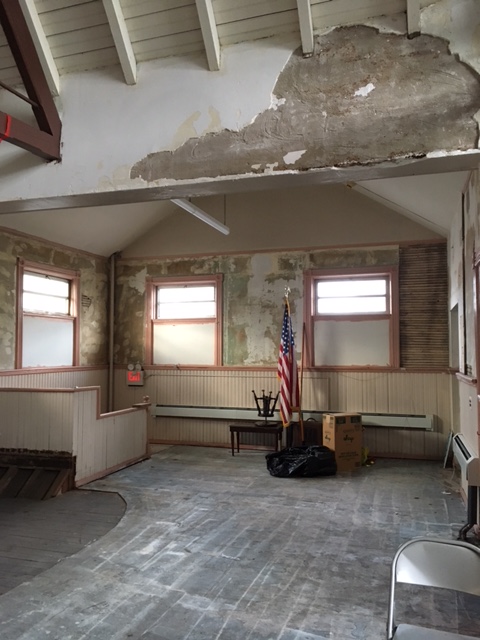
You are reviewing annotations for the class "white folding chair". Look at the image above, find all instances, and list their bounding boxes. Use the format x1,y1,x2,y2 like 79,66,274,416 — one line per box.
387,537,480,640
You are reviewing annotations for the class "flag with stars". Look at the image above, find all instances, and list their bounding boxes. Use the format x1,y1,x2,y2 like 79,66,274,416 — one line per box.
277,302,299,427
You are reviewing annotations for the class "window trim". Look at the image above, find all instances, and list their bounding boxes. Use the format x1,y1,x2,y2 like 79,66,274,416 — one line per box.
304,267,399,369
145,274,223,366
16,259,80,369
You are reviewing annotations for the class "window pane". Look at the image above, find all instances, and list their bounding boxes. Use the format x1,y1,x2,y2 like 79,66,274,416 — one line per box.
316,277,388,315
157,285,216,319
158,300,216,319
158,286,215,303
22,316,73,366
153,323,215,365
24,273,69,297
23,272,70,314
317,279,386,298
23,292,70,314
318,296,387,314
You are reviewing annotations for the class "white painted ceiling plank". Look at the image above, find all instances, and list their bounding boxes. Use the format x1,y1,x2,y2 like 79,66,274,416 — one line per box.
296,0,314,56
18,0,60,96
195,0,221,71
406,0,421,36
102,0,137,84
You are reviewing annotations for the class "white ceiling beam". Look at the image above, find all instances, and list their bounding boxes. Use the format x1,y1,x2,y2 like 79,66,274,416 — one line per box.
296,0,314,57
102,0,137,85
406,0,421,37
18,0,60,97
195,0,220,71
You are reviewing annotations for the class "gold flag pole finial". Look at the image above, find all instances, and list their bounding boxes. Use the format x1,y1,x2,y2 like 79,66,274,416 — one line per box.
284,286,291,303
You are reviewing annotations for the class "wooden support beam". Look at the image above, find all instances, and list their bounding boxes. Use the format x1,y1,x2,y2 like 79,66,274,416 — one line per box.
19,0,60,97
407,0,421,38
297,0,314,57
0,0,61,161
102,0,137,85
195,0,221,71
0,111,60,161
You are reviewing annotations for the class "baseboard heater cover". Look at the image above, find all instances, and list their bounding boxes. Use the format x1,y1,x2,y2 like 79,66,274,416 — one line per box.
452,433,480,486
153,406,434,430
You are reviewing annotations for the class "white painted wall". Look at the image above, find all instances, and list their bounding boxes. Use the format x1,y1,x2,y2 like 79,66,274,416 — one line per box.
0,37,294,204
122,185,440,258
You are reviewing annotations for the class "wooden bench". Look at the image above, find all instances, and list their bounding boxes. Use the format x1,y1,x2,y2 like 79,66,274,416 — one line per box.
229,423,283,456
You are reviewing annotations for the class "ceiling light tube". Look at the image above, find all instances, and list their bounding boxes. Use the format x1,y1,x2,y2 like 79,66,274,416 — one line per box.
171,198,230,235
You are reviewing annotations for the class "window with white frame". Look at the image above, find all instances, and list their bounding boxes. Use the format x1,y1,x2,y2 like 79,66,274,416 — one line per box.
16,260,79,368
305,269,398,367
147,275,223,366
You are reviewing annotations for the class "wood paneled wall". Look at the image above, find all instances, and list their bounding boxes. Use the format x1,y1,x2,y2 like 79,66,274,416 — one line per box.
0,368,109,411
73,389,148,486
114,367,452,459
0,385,148,486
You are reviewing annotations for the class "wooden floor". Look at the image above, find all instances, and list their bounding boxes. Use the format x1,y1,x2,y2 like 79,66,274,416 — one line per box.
0,490,125,596
0,448,477,640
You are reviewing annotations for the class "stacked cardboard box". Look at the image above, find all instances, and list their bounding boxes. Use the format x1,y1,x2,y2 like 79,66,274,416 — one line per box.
322,413,363,472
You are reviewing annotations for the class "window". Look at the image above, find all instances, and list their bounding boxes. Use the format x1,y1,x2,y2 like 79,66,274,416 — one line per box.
146,275,223,366
305,268,399,368
16,260,79,368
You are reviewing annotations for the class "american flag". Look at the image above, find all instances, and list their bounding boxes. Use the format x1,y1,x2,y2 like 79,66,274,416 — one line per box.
277,302,299,427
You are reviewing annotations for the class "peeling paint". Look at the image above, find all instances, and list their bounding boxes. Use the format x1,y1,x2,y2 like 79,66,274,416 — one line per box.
128,268,147,293
116,245,401,366
131,26,480,184
270,95,286,110
265,163,279,173
283,150,307,165
354,82,375,97
171,112,202,149
0,229,108,369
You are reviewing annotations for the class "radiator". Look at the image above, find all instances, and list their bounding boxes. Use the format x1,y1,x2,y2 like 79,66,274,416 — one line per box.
153,405,434,430
452,433,480,486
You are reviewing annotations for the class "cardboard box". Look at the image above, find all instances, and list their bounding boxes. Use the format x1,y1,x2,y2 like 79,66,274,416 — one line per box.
322,413,362,472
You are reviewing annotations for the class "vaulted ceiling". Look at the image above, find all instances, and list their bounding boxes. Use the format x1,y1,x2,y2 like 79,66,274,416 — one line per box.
0,0,476,255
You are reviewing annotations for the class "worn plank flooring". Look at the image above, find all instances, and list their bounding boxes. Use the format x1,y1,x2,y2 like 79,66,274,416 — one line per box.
0,490,125,596
0,446,478,640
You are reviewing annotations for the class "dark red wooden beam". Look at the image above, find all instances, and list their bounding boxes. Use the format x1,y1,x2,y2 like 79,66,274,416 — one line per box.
0,0,61,161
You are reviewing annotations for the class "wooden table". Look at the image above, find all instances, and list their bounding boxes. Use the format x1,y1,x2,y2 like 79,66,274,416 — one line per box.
229,423,283,456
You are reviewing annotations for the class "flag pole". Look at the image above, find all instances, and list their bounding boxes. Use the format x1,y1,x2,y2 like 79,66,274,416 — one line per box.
298,322,306,444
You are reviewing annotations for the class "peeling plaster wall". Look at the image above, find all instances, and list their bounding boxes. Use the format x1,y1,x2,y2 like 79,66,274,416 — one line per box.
131,27,480,183
0,230,109,370
0,2,479,207
115,246,400,367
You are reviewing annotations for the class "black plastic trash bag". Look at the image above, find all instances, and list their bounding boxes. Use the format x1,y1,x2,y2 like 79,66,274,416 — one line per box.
265,445,337,478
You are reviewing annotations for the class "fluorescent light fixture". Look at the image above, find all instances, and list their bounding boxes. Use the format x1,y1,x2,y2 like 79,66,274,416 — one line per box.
171,198,230,235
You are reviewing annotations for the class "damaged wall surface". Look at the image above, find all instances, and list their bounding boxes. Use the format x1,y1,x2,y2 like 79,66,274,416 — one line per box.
115,242,448,369
131,27,480,183
0,230,109,370
0,5,479,210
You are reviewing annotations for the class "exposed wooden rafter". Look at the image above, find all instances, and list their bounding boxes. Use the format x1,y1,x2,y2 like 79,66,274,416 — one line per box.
102,0,137,85
0,0,61,161
195,0,221,71
297,0,314,57
18,0,59,97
